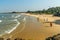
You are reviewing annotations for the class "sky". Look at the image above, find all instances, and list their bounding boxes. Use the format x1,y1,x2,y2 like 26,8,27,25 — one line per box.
0,0,60,12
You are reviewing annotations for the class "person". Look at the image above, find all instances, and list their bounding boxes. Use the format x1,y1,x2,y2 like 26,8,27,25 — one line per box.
45,18,48,22
37,17,39,21
50,22,52,27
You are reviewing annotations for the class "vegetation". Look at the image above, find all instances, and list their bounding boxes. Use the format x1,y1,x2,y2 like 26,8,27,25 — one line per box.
27,7,60,15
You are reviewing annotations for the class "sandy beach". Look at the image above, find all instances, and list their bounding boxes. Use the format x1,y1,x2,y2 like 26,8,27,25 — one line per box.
1,13,60,40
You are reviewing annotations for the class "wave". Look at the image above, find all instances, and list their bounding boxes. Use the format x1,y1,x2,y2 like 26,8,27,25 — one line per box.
15,15,21,18
0,20,2,23
0,13,25,36
19,17,26,33
5,19,20,34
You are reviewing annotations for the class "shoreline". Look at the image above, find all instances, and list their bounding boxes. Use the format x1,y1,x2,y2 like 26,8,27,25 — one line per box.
4,19,20,35
7,19,20,34
1,13,60,40
25,13,60,21
0,19,20,36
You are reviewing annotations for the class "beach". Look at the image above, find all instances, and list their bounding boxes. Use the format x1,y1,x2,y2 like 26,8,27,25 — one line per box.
1,13,60,40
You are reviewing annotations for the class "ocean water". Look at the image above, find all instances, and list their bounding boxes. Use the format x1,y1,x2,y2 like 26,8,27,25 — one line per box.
0,13,25,36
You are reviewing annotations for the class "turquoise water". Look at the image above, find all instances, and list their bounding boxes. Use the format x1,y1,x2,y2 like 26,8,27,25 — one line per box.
0,13,25,36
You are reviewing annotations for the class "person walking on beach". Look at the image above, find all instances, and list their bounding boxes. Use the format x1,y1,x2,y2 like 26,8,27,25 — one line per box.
45,18,48,22
50,22,52,27
37,17,39,21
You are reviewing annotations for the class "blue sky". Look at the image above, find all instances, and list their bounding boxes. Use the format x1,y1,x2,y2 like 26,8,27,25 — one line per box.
0,0,60,12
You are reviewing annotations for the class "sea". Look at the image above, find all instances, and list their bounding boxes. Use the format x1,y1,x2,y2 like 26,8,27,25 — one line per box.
0,13,25,36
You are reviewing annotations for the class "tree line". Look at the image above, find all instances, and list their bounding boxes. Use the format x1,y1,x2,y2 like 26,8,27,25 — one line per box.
27,7,60,14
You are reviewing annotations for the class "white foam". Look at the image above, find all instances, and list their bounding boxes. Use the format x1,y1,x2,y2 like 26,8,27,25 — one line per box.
8,17,26,34
21,13,26,15
0,20,2,23
23,17,26,21
5,19,20,34
13,19,17,21
4,17,27,36
15,15,21,18
12,15,14,18
4,16,26,34
19,17,26,33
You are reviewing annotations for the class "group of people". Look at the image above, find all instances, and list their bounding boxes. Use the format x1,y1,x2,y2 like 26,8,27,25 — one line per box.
37,17,53,27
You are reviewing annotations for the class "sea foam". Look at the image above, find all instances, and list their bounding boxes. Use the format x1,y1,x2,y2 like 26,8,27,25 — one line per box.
0,20,2,23
5,19,20,34
15,15,21,18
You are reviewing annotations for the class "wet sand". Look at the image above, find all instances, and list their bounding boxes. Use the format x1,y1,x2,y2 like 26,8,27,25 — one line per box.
1,13,60,40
